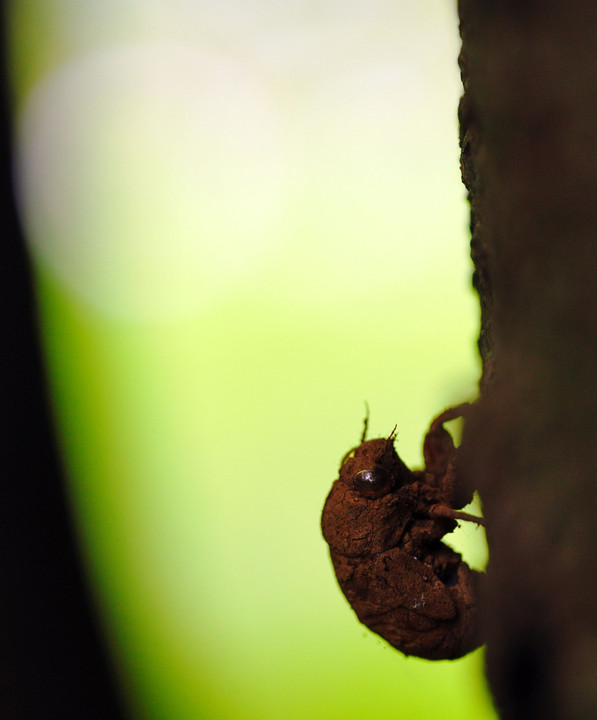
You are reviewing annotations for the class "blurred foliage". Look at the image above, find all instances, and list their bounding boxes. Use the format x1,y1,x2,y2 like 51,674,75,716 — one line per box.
13,2,495,718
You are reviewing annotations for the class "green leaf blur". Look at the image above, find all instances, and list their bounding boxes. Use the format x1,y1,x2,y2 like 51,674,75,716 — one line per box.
12,2,496,718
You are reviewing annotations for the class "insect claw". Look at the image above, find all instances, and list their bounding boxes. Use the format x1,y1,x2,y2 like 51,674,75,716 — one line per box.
428,402,472,434
453,511,486,527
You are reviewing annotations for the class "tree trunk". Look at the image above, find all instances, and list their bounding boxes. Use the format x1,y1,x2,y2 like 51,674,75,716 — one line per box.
0,7,127,717
458,1,597,718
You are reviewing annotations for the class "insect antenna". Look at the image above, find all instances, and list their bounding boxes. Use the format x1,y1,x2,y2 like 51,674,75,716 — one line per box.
360,401,370,443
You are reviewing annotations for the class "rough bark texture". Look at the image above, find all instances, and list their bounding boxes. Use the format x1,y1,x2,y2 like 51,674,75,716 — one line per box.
458,1,597,718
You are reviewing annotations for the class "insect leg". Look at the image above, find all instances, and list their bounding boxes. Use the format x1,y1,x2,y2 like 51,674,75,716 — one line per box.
429,503,486,527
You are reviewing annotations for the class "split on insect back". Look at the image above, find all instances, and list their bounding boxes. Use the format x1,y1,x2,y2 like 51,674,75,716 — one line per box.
321,404,485,661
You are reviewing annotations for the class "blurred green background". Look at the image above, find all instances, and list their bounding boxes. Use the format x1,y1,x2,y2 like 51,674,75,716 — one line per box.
10,1,496,718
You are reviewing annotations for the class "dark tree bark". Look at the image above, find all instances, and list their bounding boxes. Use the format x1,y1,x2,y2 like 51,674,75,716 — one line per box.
0,7,127,718
458,1,597,718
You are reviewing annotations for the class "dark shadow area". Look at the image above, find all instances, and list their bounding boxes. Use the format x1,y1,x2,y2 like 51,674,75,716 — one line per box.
0,7,128,718
459,1,597,716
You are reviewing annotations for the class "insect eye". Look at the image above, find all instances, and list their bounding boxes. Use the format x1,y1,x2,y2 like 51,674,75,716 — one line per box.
351,467,394,498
